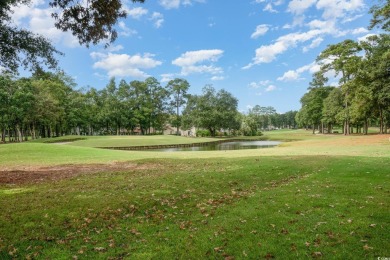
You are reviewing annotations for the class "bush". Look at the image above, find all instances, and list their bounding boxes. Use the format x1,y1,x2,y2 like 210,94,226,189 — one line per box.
196,129,211,137
242,129,263,136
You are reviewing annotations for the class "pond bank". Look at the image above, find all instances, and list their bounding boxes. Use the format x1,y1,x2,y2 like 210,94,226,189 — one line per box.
97,138,269,150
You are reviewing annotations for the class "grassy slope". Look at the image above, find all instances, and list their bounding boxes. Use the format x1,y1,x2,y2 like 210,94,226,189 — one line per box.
0,130,389,258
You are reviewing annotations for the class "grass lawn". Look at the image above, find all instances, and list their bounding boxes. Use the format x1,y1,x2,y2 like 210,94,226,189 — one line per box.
31,135,222,148
0,130,389,259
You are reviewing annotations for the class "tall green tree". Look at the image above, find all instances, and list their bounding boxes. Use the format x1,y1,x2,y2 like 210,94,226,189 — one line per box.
166,78,190,135
0,74,13,142
358,34,390,133
298,86,333,134
182,86,240,136
322,88,344,133
316,39,362,135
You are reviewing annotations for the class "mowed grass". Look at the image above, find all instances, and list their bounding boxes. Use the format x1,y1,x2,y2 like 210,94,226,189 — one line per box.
0,130,389,258
0,156,389,259
31,135,222,147
1,130,389,168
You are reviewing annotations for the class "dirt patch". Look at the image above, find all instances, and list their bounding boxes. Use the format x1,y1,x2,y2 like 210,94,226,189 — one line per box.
0,162,158,185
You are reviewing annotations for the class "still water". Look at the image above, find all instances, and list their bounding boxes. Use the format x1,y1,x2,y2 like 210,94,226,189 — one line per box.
153,141,281,152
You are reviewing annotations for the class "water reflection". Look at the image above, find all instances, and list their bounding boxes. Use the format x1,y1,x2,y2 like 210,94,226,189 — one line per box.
153,141,281,152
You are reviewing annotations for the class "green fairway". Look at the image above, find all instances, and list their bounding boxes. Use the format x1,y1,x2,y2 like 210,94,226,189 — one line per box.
0,131,389,259
68,135,221,148
1,130,389,168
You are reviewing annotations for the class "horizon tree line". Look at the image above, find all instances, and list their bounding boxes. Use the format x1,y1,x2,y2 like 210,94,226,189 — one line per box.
0,70,298,142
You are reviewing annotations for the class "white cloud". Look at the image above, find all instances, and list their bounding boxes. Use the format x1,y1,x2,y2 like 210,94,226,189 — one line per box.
341,14,364,23
288,0,316,15
277,62,320,82
90,51,107,60
10,3,80,48
316,0,365,20
277,70,301,81
173,49,223,66
265,85,277,92
92,52,162,78
211,76,224,81
161,73,175,83
302,37,323,52
150,12,164,28
297,62,321,74
244,29,322,68
251,24,270,39
159,0,180,9
107,44,124,52
263,3,278,13
172,49,224,76
249,80,271,89
351,27,369,34
118,22,138,37
159,0,204,9
125,7,148,19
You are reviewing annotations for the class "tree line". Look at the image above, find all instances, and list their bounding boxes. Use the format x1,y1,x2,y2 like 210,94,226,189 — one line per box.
0,71,297,142
296,0,390,135
296,34,390,135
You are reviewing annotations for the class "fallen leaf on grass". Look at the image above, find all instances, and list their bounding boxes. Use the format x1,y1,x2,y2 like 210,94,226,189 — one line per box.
280,228,289,235
214,246,224,253
130,228,141,236
290,243,297,251
311,251,322,258
369,224,376,228
363,244,373,250
314,238,321,247
94,247,106,252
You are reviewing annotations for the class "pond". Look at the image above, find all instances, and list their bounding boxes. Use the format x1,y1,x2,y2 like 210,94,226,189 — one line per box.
152,140,282,152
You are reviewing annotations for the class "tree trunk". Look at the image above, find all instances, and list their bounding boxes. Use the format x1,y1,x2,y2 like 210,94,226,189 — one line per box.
16,124,22,142
379,108,384,134
344,120,350,135
176,97,180,136
364,119,368,135
1,128,5,142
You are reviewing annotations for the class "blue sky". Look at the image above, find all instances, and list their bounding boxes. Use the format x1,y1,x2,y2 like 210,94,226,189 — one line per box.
11,0,378,113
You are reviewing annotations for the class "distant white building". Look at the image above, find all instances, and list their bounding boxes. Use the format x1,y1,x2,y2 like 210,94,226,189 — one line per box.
163,124,196,137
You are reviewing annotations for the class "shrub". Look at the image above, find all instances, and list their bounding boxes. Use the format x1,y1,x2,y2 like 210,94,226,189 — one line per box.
196,129,211,137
